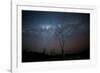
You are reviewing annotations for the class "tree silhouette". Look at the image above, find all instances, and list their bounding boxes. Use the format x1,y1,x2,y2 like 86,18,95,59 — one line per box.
55,24,66,56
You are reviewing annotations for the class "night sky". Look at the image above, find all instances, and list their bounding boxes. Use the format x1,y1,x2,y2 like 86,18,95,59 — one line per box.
22,10,90,56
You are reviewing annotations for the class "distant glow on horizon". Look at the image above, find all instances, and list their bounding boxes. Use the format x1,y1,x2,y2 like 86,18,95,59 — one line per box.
41,25,51,30
45,25,50,30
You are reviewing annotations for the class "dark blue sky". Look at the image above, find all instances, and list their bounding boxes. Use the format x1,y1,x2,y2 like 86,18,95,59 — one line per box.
22,10,90,55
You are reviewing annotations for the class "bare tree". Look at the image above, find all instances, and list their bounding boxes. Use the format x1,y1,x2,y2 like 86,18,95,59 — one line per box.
55,24,66,56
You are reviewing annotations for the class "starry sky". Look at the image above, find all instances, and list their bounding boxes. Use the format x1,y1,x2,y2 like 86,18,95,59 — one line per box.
22,10,90,55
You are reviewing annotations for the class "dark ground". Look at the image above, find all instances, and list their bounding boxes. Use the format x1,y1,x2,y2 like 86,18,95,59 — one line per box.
22,49,90,62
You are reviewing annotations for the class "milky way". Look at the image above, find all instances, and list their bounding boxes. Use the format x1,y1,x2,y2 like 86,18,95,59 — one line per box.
22,10,90,55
